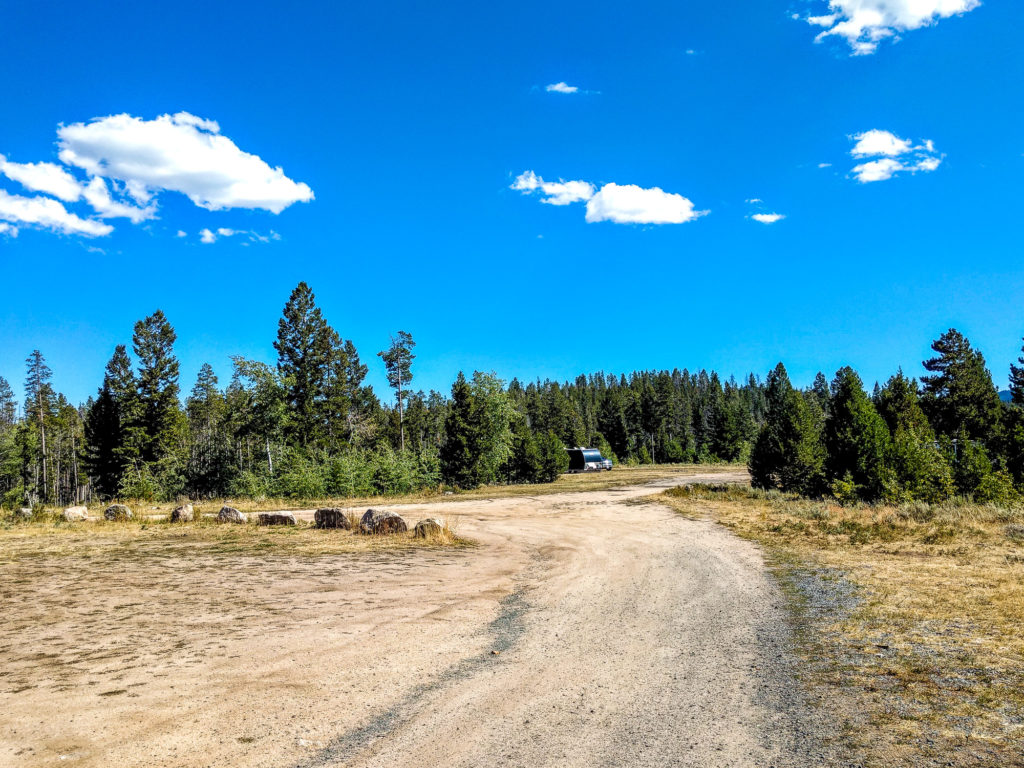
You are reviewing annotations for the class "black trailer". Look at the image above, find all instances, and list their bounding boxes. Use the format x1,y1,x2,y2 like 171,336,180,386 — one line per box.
565,447,613,473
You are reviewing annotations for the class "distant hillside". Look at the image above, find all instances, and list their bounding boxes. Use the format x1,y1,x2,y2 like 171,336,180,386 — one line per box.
1000,390,1013,403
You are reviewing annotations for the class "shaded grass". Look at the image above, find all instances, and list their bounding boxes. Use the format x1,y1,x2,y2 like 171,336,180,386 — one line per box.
663,484,1024,767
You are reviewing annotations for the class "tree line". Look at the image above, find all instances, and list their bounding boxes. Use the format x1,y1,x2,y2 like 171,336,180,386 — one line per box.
750,329,1024,504
1,282,1021,506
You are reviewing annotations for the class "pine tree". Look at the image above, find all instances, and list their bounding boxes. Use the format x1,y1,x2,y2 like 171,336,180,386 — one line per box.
876,370,932,437
378,331,416,451
0,377,19,500
748,363,825,496
824,367,892,500
133,311,182,463
921,329,1002,442
809,371,831,416
1009,337,1024,406
440,372,481,488
0,377,15,426
186,364,234,496
536,430,569,481
24,350,54,501
506,417,543,483
85,345,142,496
274,282,332,445
323,332,370,448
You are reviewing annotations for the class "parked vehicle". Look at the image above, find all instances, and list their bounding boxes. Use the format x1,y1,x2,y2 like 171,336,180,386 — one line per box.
565,447,613,473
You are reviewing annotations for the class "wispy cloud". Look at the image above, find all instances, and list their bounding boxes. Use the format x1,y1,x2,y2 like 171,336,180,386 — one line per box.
511,171,595,206
0,189,112,237
512,170,707,225
846,130,943,183
747,198,786,224
545,82,579,94
0,155,82,202
198,227,281,244
799,0,981,55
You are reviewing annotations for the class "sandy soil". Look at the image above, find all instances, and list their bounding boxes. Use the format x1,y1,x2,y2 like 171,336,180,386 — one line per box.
0,468,844,767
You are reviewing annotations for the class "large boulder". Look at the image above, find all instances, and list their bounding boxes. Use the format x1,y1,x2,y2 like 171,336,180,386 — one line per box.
17,507,33,520
258,512,297,526
104,504,133,521
218,506,248,524
63,506,89,522
414,518,445,539
171,504,194,523
314,508,351,530
360,509,408,535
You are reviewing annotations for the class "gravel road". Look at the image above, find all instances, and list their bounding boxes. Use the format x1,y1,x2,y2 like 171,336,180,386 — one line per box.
293,469,843,768
2,469,847,767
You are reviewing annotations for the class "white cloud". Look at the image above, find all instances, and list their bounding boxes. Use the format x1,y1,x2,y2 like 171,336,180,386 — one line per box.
751,213,786,224
0,154,83,202
851,157,907,182
513,170,706,225
585,183,706,225
82,176,155,222
176,229,187,238
847,130,943,182
804,0,981,55
746,198,763,204
0,189,112,237
57,112,314,213
199,226,280,244
511,171,595,206
851,129,913,157
818,162,833,168
545,82,579,94
0,222,17,237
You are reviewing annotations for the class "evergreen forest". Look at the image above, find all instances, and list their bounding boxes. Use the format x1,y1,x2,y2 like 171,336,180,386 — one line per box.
3,282,1024,507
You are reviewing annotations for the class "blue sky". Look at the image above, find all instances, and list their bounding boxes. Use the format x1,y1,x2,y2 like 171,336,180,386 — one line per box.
1,0,1022,406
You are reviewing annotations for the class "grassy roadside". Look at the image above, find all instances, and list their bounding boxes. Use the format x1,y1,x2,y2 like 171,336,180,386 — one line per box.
661,484,1024,767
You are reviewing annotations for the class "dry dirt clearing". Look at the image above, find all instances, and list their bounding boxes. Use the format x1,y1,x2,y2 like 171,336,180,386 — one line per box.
1,469,848,767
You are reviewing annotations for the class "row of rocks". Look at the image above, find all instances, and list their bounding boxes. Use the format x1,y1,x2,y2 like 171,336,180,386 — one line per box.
54,503,446,538
310,507,445,538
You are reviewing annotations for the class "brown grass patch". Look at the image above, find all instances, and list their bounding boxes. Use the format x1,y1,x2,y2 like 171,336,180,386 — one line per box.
662,484,1024,766
0,512,470,564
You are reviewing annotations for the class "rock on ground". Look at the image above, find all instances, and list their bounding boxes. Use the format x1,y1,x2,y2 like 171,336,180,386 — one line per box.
171,504,194,523
63,506,89,521
258,512,297,526
414,518,445,538
218,506,248,524
360,509,408,535
315,508,352,529
17,507,33,519
104,504,133,521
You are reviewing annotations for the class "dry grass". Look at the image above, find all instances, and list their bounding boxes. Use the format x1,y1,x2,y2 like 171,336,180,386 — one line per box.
0,511,469,564
662,484,1024,767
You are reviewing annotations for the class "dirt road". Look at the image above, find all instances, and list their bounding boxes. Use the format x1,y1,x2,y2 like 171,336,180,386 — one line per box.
2,469,842,767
